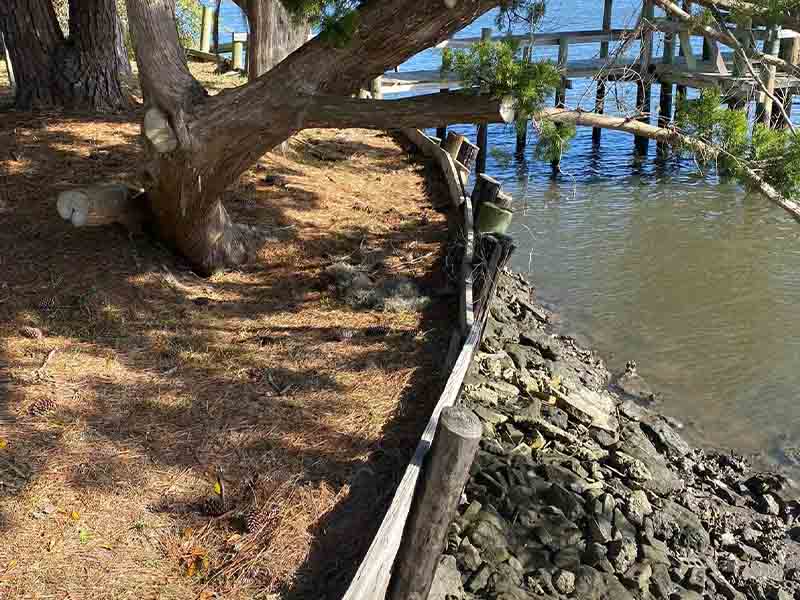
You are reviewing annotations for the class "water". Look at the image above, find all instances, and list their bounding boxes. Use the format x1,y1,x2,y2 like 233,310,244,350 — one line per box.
396,3,800,465
219,2,800,465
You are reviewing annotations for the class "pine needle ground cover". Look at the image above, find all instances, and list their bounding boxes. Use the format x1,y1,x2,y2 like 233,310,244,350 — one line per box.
0,66,454,598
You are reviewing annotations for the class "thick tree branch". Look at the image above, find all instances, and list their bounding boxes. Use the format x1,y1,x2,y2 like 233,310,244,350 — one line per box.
303,91,516,130
690,0,800,30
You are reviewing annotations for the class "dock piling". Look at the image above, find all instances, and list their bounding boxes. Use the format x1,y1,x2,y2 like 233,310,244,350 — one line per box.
200,5,214,53
593,0,614,146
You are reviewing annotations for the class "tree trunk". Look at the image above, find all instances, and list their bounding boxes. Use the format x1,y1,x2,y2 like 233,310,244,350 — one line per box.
244,0,309,80
0,0,130,111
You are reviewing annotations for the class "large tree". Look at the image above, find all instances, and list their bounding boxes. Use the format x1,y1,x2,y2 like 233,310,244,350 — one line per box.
0,0,130,111
125,0,512,275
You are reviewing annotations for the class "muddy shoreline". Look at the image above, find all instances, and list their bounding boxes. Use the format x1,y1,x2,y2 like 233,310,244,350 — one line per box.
434,271,800,600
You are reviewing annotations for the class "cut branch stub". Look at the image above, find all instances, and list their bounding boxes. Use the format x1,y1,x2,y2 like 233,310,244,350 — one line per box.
500,95,516,123
56,184,147,230
144,106,179,153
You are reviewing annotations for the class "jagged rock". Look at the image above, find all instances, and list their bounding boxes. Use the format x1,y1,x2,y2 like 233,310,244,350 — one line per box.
742,561,784,582
574,565,636,600
465,385,500,406
554,569,576,594
474,406,508,425
641,540,670,566
626,490,653,526
651,563,674,598
516,371,542,397
484,380,521,400
684,566,706,593
760,494,781,516
546,483,586,522
618,424,684,495
458,537,482,571
641,417,692,458
652,500,710,552
542,405,569,430
608,538,638,574
556,386,619,433
670,587,702,600
519,331,559,361
466,564,492,592
513,399,541,426
622,562,653,593
429,555,465,600
585,542,608,565
505,344,542,371
509,443,532,461
516,547,552,570
610,450,653,482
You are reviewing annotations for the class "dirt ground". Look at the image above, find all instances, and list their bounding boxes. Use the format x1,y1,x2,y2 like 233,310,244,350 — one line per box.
0,64,453,598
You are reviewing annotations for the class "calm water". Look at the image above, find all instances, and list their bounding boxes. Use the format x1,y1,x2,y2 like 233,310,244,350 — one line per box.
220,3,800,465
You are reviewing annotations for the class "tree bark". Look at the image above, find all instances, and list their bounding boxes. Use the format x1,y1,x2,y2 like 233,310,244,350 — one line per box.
240,0,309,80
0,0,130,111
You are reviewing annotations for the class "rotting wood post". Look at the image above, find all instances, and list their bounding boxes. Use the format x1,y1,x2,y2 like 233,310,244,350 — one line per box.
756,25,781,126
551,36,569,174
657,18,675,157
475,27,493,174
388,407,482,600
443,132,465,160
634,0,654,155
370,76,383,100
232,38,245,71
457,139,480,172
436,86,449,142
593,0,614,145
200,5,214,53
772,36,799,128
516,46,532,154
471,173,501,231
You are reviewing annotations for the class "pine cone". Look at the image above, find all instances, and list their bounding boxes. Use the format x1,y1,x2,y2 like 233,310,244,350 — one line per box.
245,505,268,533
28,397,56,416
20,326,43,340
201,496,225,517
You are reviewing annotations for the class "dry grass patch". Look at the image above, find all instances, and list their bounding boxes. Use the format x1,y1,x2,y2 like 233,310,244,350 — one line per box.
0,65,453,598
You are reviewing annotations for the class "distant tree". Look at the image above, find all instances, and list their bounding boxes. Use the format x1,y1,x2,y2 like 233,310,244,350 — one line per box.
0,0,131,110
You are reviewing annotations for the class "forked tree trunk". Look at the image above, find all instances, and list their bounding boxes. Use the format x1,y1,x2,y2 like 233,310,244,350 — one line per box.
0,0,130,111
125,0,502,275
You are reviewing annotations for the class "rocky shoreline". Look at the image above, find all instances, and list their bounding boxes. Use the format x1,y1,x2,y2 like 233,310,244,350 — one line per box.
433,271,800,600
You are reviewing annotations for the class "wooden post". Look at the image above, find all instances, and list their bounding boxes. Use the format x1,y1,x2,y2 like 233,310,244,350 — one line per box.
729,17,752,110
635,0,654,155
443,132,465,160
757,25,781,126
370,76,383,100
552,36,569,173
472,173,502,231
388,407,482,600
232,34,245,71
516,46,531,153
436,87,449,142
593,0,614,145
1,33,13,88
657,19,675,157
457,140,480,172
200,5,214,53
773,36,799,128
475,27,493,174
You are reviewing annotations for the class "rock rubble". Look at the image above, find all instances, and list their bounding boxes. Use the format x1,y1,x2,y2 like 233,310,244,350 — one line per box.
435,272,800,600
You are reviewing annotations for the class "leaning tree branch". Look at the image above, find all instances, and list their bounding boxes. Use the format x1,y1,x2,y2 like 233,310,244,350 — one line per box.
690,0,800,30
651,0,800,76
538,108,800,221
303,91,516,130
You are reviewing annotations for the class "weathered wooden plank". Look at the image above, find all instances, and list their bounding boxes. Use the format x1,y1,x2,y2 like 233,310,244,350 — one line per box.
436,28,636,49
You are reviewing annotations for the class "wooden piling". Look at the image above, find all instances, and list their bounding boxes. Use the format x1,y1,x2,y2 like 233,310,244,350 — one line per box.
728,17,752,110
437,86,449,142
200,5,214,53
552,36,569,173
370,76,383,100
516,46,531,154
657,20,675,157
593,0,614,145
757,25,781,126
232,34,245,71
475,27,493,174
773,36,799,128
443,132,465,160
457,139,480,172
634,0,654,155
388,407,482,600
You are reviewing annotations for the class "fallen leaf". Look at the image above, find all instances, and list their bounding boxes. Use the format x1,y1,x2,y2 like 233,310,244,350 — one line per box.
47,539,56,552
70,510,80,521
182,527,194,538
78,529,90,544
213,481,222,495
0,439,7,450
5,559,16,571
